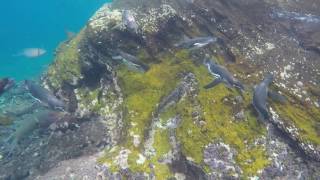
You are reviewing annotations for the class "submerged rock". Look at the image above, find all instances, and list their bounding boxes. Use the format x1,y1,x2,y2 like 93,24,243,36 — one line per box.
0,114,13,126
1,0,320,179
204,142,241,179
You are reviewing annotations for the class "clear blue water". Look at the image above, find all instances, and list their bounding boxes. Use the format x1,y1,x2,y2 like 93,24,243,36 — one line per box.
0,0,110,81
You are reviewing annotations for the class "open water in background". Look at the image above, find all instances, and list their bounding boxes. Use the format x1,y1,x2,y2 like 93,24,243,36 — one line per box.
0,0,109,81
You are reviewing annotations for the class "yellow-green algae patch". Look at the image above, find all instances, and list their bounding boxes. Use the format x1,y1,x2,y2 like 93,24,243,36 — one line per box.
98,50,195,177
176,62,269,177
272,98,320,146
99,51,270,178
237,146,269,175
45,30,84,89
117,50,194,146
75,88,106,114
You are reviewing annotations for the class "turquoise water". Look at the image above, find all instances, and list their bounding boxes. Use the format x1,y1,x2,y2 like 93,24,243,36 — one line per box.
0,0,109,81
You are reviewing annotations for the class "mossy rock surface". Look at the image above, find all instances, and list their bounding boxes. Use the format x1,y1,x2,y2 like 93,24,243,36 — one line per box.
42,0,320,179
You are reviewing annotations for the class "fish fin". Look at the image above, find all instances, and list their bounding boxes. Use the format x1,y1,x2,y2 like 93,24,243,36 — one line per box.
112,55,122,60
268,91,287,104
204,78,223,89
233,81,245,91
30,96,49,108
194,42,207,48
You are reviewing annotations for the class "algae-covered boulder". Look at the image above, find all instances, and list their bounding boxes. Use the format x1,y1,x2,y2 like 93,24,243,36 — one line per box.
38,0,320,178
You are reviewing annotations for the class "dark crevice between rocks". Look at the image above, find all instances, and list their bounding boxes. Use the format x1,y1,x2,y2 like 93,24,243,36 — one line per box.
80,60,109,89
269,120,320,163
60,82,78,113
301,44,320,56
171,153,208,180
152,73,208,179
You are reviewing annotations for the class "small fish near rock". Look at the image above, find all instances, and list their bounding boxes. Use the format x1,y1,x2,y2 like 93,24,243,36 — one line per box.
174,36,217,49
24,80,65,110
15,48,47,58
112,50,149,72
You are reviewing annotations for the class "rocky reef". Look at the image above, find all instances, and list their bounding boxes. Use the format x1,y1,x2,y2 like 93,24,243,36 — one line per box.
1,0,320,179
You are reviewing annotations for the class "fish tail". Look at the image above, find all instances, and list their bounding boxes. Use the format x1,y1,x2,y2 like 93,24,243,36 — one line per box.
261,109,270,120
12,53,22,57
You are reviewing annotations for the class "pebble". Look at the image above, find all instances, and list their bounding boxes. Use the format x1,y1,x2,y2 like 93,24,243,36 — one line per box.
296,81,303,87
235,96,244,104
235,110,245,120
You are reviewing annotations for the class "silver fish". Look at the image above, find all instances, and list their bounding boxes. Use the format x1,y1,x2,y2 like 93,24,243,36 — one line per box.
24,80,65,110
16,48,47,58
112,50,149,72
272,9,320,24
174,36,217,49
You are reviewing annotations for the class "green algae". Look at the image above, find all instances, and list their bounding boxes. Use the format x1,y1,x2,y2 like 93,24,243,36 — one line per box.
45,30,84,89
97,50,196,177
97,146,121,172
237,146,269,176
151,129,173,179
42,7,319,177
76,88,102,112
99,51,270,177
175,61,269,177
127,150,150,173
272,100,320,146
117,51,195,146
159,106,177,125
267,84,320,146
153,129,171,156
121,128,173,178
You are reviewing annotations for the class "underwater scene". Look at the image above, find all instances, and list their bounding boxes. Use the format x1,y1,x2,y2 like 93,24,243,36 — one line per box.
0,0,319,179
